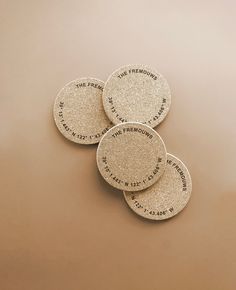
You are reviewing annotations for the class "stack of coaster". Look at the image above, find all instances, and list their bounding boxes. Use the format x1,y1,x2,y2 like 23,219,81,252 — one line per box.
53,64,192,220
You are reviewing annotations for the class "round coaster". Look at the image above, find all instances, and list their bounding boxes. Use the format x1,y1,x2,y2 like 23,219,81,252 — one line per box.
124,153,192,220
103,64,171,128
96,122,167,191
53,78,113,144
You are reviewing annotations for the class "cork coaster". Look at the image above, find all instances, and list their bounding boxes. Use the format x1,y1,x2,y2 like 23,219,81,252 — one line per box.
103,64,171,128
124,153,192,220
53,78,113,144
96,122,167,191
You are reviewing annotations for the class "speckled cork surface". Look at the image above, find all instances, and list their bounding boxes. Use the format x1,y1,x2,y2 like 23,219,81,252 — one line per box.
102,64,171,128
53,78,113,144
124,153,192,220
96,122,167,191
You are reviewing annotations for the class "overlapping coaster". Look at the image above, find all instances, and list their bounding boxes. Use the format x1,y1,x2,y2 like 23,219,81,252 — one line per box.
53,77,112,144
124,154,192,220
96,122,167,191
53,65,192,221
103,64,171,128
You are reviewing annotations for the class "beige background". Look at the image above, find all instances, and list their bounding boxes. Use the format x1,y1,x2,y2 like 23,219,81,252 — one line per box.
1,1,236,289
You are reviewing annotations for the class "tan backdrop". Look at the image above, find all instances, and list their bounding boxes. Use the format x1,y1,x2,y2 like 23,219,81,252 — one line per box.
1,1,236,289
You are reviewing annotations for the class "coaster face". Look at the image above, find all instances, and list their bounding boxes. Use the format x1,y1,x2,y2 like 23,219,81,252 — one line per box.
124,154,192,220
103,64,171,128
96,122,167,191
53,78,113,144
